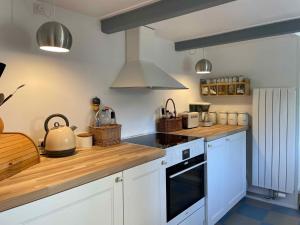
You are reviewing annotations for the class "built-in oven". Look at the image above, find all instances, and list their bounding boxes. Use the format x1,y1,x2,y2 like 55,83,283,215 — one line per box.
166,154,206,222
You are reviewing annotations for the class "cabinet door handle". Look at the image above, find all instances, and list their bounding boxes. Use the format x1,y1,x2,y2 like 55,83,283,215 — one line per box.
115,177,123,183
207,144,212,148
161,160,168,166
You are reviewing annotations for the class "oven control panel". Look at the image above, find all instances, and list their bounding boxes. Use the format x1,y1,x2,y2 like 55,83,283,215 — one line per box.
182,149,190,160
165,138,205,168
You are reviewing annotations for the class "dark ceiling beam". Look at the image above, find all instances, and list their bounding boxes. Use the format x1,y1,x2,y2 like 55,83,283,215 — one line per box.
175,18,300,51
101,0,236,34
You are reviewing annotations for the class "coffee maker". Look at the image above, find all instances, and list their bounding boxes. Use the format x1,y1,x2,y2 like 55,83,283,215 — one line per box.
189,102,213,127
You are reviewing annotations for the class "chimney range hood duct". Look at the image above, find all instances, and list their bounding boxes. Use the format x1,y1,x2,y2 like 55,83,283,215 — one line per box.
111,27,188,90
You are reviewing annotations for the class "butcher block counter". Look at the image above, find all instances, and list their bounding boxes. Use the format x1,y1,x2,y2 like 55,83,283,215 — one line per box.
0,143,165,212
172,124,248,141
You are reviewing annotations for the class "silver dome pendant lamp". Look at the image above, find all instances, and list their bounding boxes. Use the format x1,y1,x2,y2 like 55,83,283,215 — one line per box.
36,1,72,53
195,48,212,74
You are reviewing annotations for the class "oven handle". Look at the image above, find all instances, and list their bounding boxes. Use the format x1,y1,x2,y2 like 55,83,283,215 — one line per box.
169,161,207,179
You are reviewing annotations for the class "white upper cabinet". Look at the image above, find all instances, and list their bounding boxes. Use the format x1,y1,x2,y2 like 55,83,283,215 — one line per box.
123,157,166,225
0,173,124,225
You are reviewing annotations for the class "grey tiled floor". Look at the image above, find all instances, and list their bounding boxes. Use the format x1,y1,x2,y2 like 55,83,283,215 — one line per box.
216,198,300,225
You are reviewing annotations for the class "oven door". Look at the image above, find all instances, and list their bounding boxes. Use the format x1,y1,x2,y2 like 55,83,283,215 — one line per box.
166,154,206,222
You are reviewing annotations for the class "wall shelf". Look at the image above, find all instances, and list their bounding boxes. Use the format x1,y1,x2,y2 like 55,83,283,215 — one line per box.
200,80,250,96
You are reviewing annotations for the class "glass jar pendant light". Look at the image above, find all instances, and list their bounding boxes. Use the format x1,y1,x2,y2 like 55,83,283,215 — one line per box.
36,1,72,53
195,48,212,74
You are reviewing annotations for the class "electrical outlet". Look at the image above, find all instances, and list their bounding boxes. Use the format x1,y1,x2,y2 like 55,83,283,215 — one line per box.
33,2,52,17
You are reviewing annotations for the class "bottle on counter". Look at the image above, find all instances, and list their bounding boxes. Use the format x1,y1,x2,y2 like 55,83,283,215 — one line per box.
99,108,111,125
111,111,116,124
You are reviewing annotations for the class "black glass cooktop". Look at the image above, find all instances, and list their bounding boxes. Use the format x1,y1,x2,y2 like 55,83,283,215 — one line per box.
124,133,199,149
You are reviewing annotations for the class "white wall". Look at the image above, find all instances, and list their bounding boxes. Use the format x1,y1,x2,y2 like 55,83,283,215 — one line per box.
192,35,299,209
0,0,200,141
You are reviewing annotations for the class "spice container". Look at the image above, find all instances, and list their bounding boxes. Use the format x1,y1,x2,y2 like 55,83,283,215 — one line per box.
208,112,217,125
228,112,238,125
218,112,228,125
238,112,249,126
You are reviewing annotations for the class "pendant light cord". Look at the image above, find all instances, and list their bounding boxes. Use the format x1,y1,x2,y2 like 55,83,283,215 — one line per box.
10,0,14,24
52,0,56,18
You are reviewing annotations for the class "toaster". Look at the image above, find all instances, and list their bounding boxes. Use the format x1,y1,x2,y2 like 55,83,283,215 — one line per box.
179,112,199,129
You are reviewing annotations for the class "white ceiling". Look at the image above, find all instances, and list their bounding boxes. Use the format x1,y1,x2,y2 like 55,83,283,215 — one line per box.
150,0,300,41
53,0,300,41
53,0,158,18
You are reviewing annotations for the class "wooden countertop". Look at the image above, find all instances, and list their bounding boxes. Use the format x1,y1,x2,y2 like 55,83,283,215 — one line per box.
172,125,248,141
0,143,165,212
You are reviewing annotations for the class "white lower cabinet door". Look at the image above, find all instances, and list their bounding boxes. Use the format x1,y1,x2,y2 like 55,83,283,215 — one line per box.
207,131,247,225
178,207,205,225
207,137,227,225
0,173,123,225
123,157,166,225
224,132,247,209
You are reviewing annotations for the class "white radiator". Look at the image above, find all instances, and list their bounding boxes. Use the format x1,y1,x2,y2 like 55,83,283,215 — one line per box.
252,88,296,194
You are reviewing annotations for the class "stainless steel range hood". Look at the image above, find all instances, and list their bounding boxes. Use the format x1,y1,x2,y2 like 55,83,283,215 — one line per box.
111,27,188,90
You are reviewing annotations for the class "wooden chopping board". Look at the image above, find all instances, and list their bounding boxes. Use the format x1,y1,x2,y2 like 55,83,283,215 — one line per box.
0,133,40,181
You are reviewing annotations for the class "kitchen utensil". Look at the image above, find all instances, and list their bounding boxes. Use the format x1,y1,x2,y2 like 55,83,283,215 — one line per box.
228,112,238,125
0,94,4,105
1,84,25,106
218,112,228,125
0,132,39,181
238,113,249,126
44,114,77,157
0,63,6,77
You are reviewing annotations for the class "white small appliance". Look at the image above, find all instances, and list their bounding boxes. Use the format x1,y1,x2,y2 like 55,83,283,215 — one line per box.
189,102,214,127
179,112,199,129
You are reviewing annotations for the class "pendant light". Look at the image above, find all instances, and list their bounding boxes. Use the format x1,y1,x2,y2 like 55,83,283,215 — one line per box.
195,48,212,74
36,1,72,53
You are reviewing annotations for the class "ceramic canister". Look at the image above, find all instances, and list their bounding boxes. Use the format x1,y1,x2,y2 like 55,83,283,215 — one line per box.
208,112,217,125
76,133,93,148
218,112,228,125
238,113,249,126
228,112,238,125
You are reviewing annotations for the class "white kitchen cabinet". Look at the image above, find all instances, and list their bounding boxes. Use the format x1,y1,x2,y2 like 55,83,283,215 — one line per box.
0,173,124,225
207,131,246,225
225,132,246,208
207,136,227,225
123,157,166,225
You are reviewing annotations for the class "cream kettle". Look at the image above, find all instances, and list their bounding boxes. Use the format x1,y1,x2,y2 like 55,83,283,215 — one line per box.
44,114,77,157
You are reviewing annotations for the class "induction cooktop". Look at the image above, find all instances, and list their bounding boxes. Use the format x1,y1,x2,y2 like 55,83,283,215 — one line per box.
124,133,199,149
